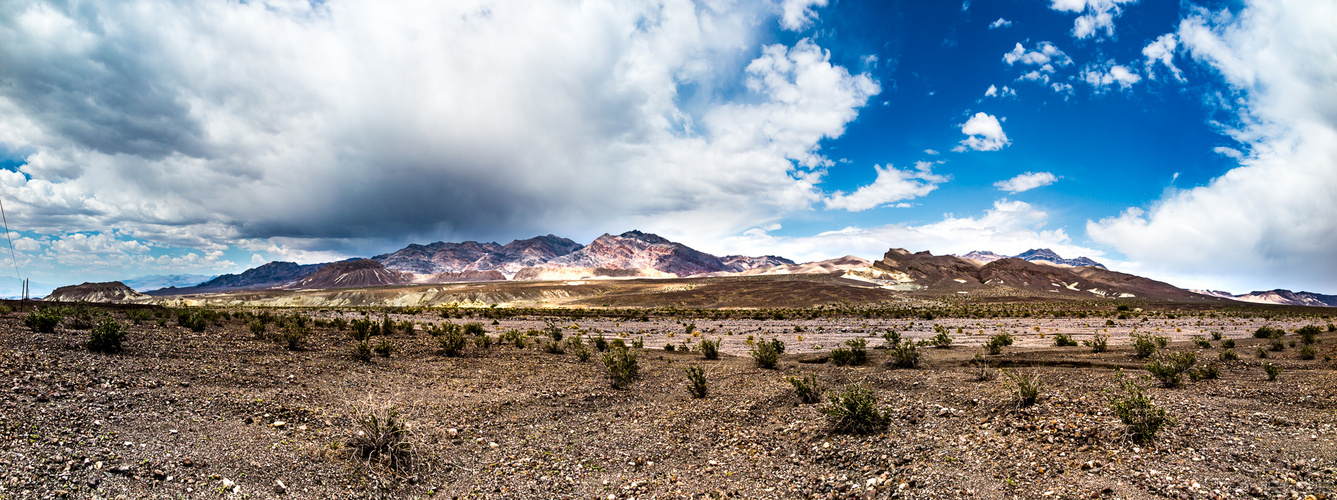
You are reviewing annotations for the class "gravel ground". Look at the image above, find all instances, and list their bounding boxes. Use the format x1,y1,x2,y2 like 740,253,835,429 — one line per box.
1,306,1334,499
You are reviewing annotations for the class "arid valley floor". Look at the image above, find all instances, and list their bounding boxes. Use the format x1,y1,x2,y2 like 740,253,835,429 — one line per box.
2,297,1335,499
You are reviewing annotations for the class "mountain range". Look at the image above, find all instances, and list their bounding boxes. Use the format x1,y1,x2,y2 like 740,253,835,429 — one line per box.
958,249,1106,269
1191,289,1337,307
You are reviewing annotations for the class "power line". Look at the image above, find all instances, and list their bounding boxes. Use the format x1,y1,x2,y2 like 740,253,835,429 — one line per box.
0,196,22,292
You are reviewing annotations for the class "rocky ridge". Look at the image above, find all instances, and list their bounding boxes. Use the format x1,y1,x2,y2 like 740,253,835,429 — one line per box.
44,281,148,303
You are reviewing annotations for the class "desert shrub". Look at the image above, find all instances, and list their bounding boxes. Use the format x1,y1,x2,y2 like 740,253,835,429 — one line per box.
331,317,348,331
1131,334,1162,358
887,339,920,369
830,338,868,366
663,343,676,352
543,339,566,354
1253,326,1284,339
1255,346,1268,358
699,339,720,360
65,307,98,330
1329,323,1337,332
87,317,127,354
1004,369,1043,407
475,334,493,349
348,407,415,472
829,346,854,366
1264,362,1281,381
352,341,373,362
1192,336,1211,349
751,339,780,369
1299,345,1317,360
249,321,267,340
276,323,309,351
1268,336,1285,351
768,338,786,355
461,322,486,336
602,345,639,389
24,308,63,333
1188,363,1220,381
1145,351,1197,388
684,365,707,398
1210,331,1224,341
1221,338,1236,349
350,319,374,340
373,338,396,357
879,330,902,348
1108,370,1175,443
125,309,153,325
1297,325,1321,345
380,315,395,336
787,373,823,404
608,337,626,351
631,336,644,349
176,309,209,332
499,329,526,347
542,321,564,342
574,347,591,362
1219,349,1239,361
1083,334,1110,353
592,333,608,352
1053,333,1078,347
930,331,953,349
820,385,890,434
1154,336,1169,348
984,333,1013,355
970,353,996,382
438,327,468,357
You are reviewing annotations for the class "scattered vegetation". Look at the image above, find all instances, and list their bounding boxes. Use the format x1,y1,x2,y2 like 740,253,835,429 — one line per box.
1218,349,1239,361
820,385,890,434
1109,370,1175,443
373,339,396,357
684,365,707,398
750,338,781,369
1221,338,1236,349
1083,334,1109,353
829,338,868,366
87,317,127,354
787,373,824,404
886,338,920,369
1264,362,1281,381
699,339,720,360
352,341,373,362
602,344,640,389
1192,335,1211,349
984,333,1014,355
970,353,995,382
1003,369,1043,407
1132,334,1166,358
438,327,468,357
24,308,63,333
348,407,415,472
1144,351,1197,388
1052,333,1078,347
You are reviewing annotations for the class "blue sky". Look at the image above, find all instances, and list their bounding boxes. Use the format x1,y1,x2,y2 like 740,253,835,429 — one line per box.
0,0,1334,295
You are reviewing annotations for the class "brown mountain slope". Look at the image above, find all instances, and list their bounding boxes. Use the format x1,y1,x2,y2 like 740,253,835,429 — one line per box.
287,259,407,290
45,282,148,303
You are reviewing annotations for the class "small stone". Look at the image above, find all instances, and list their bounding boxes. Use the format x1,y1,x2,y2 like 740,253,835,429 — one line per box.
271,421,286,428
274,479,286,495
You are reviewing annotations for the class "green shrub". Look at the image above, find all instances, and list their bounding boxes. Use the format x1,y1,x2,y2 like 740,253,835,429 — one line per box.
1299,345,1317,360
1192,336,1211,349
543,339,566,354
87,317,127,353
663,343,676,352
462,322,486,336
602,345,639,389
984,333,1014,355
574,347,591,362
176,309,208,333
1188,363,1220,381
699,339,720,360
65,307,98,330
1253,326,1284,339
1108,370,1175,443
1053,333,1078,347
751,339,780,369
684,365,707,398
593,333,608,352
350,319,374,340
787,374,823,404
475,334,493,349
768,338,786,355
352,341,373,362
380,315,394,336
971,353,995,381
820,385,889,434
830,338,868,366
1268,336,1285,352
1219,349,1239,361
439,327,468,357
373,338,396,357
249,321,267,340
1297,325,1321,345
1263,362,1281,381
1256,346,1268,358
1083,334,1109,353
887,339,920,369
1004,369,1043,407
1145,351,1197,388
24,308,63,333
631,336,644,349
1132,334,1162,358
930,331,953,349
499,329,526,347
1210,331,1224,341
1221,338,1236,349
125,309,153,325
879,330,901,348
276,323,308,351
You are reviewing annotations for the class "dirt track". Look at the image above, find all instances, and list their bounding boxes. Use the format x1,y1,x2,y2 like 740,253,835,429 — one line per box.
2,305,1335,499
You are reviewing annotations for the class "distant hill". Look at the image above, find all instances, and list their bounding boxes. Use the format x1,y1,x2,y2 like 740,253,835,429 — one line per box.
147,261,325,295
46,281,147,303
373,235,583,277
1191,289,1337,307
288,259,406,290
542,230,736,277
122,274,215,292
959,248,1105,269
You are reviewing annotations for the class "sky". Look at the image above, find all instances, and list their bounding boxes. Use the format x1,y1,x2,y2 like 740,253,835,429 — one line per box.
0,0,1334,295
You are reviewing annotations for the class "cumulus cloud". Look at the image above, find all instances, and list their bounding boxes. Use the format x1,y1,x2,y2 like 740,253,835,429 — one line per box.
994,172,1058,193
716,199,1099,264
0,0,879,278
780,0,829,31
1142,33,1184,81
1048,0,1139,40
824,162,947,211
1089,0,1337,293
989,18,1013,29
1080,60,1142,91
983,85,1016,98
1002,42,1071,67
953,113,1010,152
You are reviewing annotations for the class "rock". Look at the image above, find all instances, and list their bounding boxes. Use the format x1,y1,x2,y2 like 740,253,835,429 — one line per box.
274,479,286,495
271,421,286,428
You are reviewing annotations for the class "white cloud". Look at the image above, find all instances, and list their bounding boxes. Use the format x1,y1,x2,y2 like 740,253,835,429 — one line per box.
1002,42,1071,67
1089,0,1337,293
0,0,879,277
924,149,940,156
989,18,1013,29
1080,60,1142,91
715,199,1099,264
780,0,830,31
994,172,1058,193
984,85,1016,98
825,162,947,211
1047,0,1139,40
953,112,1010,152
1142,33,1184,81
1051,82,1075,95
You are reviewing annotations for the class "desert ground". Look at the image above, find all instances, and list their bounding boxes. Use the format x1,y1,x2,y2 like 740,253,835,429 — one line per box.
1,299,1335,499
